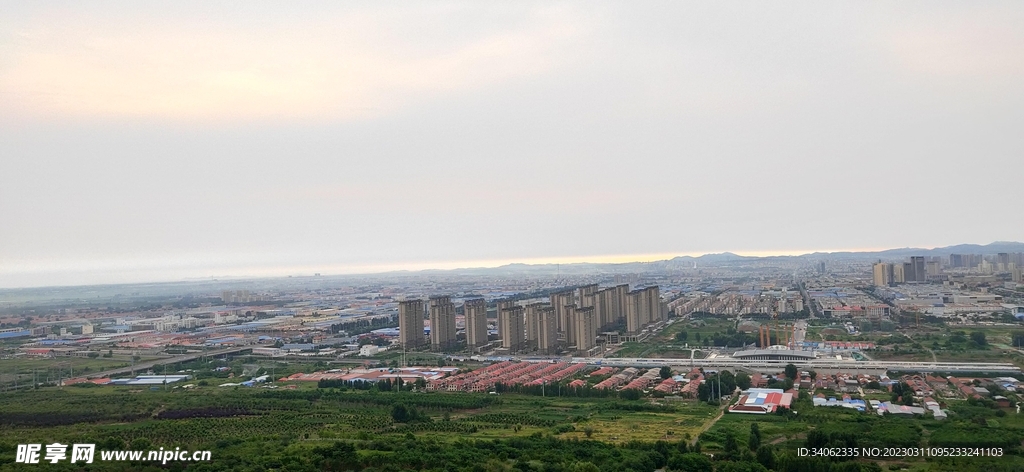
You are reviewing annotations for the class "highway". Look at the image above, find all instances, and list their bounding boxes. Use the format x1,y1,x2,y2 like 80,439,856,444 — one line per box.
85,347,252,379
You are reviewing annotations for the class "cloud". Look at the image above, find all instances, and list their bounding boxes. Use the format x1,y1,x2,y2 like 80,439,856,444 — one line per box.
883,7,1024,81
0,5,592,122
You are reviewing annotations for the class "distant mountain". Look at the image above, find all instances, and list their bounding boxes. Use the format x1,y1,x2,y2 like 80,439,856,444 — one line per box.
670,252,750,263
463,242,1024,273
803,241,1024,261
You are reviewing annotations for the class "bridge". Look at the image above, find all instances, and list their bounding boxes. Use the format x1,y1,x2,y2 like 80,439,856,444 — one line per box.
86,346,252,379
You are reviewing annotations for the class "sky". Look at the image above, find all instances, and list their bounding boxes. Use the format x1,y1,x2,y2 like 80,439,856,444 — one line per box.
2,2,1023,288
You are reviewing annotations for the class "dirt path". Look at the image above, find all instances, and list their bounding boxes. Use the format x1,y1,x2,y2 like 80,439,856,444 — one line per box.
691,404,728,446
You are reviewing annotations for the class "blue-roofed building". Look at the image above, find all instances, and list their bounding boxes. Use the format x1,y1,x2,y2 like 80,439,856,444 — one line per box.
0,329,31,339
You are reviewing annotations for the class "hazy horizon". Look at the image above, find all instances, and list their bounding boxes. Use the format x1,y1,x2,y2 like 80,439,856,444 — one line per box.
2,241,1020,290
3,2,1023,289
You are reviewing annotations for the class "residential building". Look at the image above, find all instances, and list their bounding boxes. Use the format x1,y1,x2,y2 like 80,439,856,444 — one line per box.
537,306,558,354
398,299,425,349
550,290,574,335
873,262,893,286
499,306,525,353
428,296,457,351
574,306,597,354
464,298,488,352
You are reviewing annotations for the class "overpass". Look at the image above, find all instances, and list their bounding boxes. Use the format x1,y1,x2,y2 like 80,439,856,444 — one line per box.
518,356,1021,374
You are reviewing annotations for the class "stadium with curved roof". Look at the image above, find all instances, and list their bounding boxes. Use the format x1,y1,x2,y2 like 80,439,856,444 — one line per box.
731,347,816,361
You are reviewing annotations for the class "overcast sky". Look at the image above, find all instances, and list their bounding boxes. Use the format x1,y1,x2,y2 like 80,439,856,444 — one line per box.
2,2,1023,288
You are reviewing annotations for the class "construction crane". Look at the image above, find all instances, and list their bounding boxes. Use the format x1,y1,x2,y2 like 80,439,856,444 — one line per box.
772,305,781,348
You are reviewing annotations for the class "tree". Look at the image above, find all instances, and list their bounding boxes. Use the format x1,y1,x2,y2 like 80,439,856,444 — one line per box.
784,363,798,380
736,372,751,390
620,388,641,401
807,369,817,381
749,423,762,451
568,462,600,472
724,431,739,458
666,453,712,472
676,331,688,342
312,441,358,471
392,404,413,423
659,366,672,380
717,463,768,472
695,332,702,343
970,331,987,346
697,382,711,402
756,445,775,470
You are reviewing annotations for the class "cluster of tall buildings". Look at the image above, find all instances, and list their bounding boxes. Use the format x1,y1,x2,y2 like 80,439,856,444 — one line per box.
872,256,930,286
221,290,261,304
874,253,1024,287
950,252,1023,272
396,284,665,355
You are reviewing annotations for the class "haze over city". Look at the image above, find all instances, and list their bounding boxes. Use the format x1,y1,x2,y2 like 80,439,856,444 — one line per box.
2,2,1023,287
6,4,1024,470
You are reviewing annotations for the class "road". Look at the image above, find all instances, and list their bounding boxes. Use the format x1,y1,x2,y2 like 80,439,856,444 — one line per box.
793,321,807,345
86,347,252,379
691,400,730,447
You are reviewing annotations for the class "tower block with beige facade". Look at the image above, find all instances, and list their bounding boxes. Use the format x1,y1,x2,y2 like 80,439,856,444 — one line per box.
398,299,425,349
537,306,558,354
428,295,457,351
550,290,574,336
525,303,546,350
464,298,488,352
574,306,597,354
499,305,525,353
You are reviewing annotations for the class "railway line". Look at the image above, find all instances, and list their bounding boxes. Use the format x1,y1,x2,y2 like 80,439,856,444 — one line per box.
517,356,1021,374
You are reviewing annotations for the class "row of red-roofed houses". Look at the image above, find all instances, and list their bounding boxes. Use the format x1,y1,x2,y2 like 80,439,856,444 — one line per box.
427,361,586,392
677,369,704,398
900,375,935,397
653,378,677,394
594,367,639,389
623,369,662,390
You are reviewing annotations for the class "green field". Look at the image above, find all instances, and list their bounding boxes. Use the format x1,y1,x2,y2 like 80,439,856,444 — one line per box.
0,384,727,471
2,379,1022,471
0,357,164,386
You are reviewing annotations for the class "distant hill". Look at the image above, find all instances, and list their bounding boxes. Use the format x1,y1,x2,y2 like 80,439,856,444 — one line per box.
467,241,1024,273
800,241,1024,261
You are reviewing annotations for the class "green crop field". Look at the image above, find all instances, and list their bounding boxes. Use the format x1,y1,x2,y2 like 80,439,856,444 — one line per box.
1,380,1021,471
0,384,729,471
